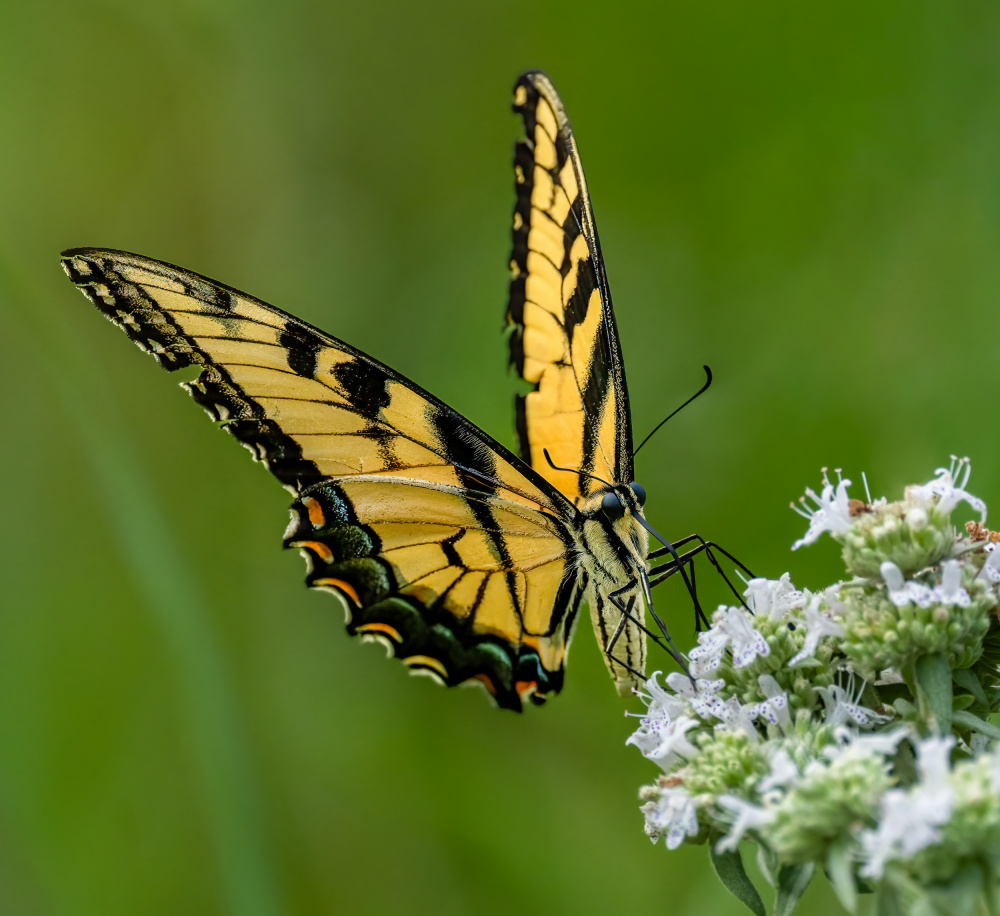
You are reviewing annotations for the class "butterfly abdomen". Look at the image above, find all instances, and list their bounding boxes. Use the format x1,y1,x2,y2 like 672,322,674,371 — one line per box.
573,494,650,696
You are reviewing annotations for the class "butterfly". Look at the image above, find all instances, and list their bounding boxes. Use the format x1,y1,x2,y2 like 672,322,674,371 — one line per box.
62,70,701,712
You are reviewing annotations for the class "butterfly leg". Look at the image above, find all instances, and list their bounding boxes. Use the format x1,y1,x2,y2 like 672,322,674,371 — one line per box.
602,531,745,686
630,513,721,641
649,535,754,621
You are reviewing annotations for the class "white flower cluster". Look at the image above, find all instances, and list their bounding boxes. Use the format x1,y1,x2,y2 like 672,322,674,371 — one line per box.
630,578,885,852
791,459,985,553
860,735,956,879
628,460,1000,915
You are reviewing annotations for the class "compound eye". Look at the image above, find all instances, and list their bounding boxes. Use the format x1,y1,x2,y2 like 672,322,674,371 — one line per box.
630,482,647,507
601,491,625,519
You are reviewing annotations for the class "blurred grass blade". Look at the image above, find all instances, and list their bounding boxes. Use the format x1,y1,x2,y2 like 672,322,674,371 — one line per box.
0,256,285,916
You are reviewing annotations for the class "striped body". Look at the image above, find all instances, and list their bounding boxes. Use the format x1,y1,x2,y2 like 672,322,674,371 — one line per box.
576,488,650,696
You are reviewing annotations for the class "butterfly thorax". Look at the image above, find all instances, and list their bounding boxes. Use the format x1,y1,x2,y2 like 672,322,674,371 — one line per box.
573,485,650,697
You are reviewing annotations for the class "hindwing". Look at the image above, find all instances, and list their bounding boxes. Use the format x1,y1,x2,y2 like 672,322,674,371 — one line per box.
507,70,634,506
62,248,584,710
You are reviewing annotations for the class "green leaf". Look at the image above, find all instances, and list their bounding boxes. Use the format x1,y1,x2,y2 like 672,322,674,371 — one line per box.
915,652,953,735
826,838,857,913
757,845,778,888
893,698,917,719
925,862,983,916
953,709,1000,741
878,683,915,706
709,845,766,916
952,694,975,712
953,667,988,706
855,873,876,896
876,883,904,916
882,871,938,916
890,738,918,785
774,862,814,916
860,679,883,711
983,858,1000,916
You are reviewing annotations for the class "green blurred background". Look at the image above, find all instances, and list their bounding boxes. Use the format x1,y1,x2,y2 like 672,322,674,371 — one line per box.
2,1,1000,913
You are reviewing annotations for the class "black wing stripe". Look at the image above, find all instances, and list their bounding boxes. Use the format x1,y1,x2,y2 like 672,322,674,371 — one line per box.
506,71,634,504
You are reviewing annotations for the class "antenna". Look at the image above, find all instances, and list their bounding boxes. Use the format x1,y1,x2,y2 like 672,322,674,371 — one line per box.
542,448,613,489
632,366,713,459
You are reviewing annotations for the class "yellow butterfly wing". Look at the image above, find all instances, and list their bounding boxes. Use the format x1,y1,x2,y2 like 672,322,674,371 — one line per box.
62,248,586,711
507,71,634,504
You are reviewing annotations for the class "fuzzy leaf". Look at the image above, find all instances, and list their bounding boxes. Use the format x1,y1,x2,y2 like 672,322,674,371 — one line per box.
892,698,917,719
756,845,778,888
925,862,983,916
983,859,1000,916
826,838,856,913
953,709,1000,741
882,872,937,916
878,683,914,706
952,694,975,711
876,884,904,916
774,862,814,916
915,652,953,735
709,846,766,916
953,667,988,706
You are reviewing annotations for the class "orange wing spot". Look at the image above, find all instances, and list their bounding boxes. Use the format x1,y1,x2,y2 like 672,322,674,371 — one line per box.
312,577,361,606
516,680,539,698
302,496,326,528
356,622,402,643
297,540,334,562
404,655,449,679
470,673,498,696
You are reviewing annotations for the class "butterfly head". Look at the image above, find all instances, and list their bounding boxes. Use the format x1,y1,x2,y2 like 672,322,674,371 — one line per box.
579,481,651,570
599,483,646,521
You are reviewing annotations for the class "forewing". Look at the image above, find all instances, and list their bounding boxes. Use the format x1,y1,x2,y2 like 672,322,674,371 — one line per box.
506,71,634,504
62,248,582,710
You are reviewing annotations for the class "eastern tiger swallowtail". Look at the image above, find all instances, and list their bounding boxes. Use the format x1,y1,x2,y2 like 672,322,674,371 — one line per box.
62,70,698,712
